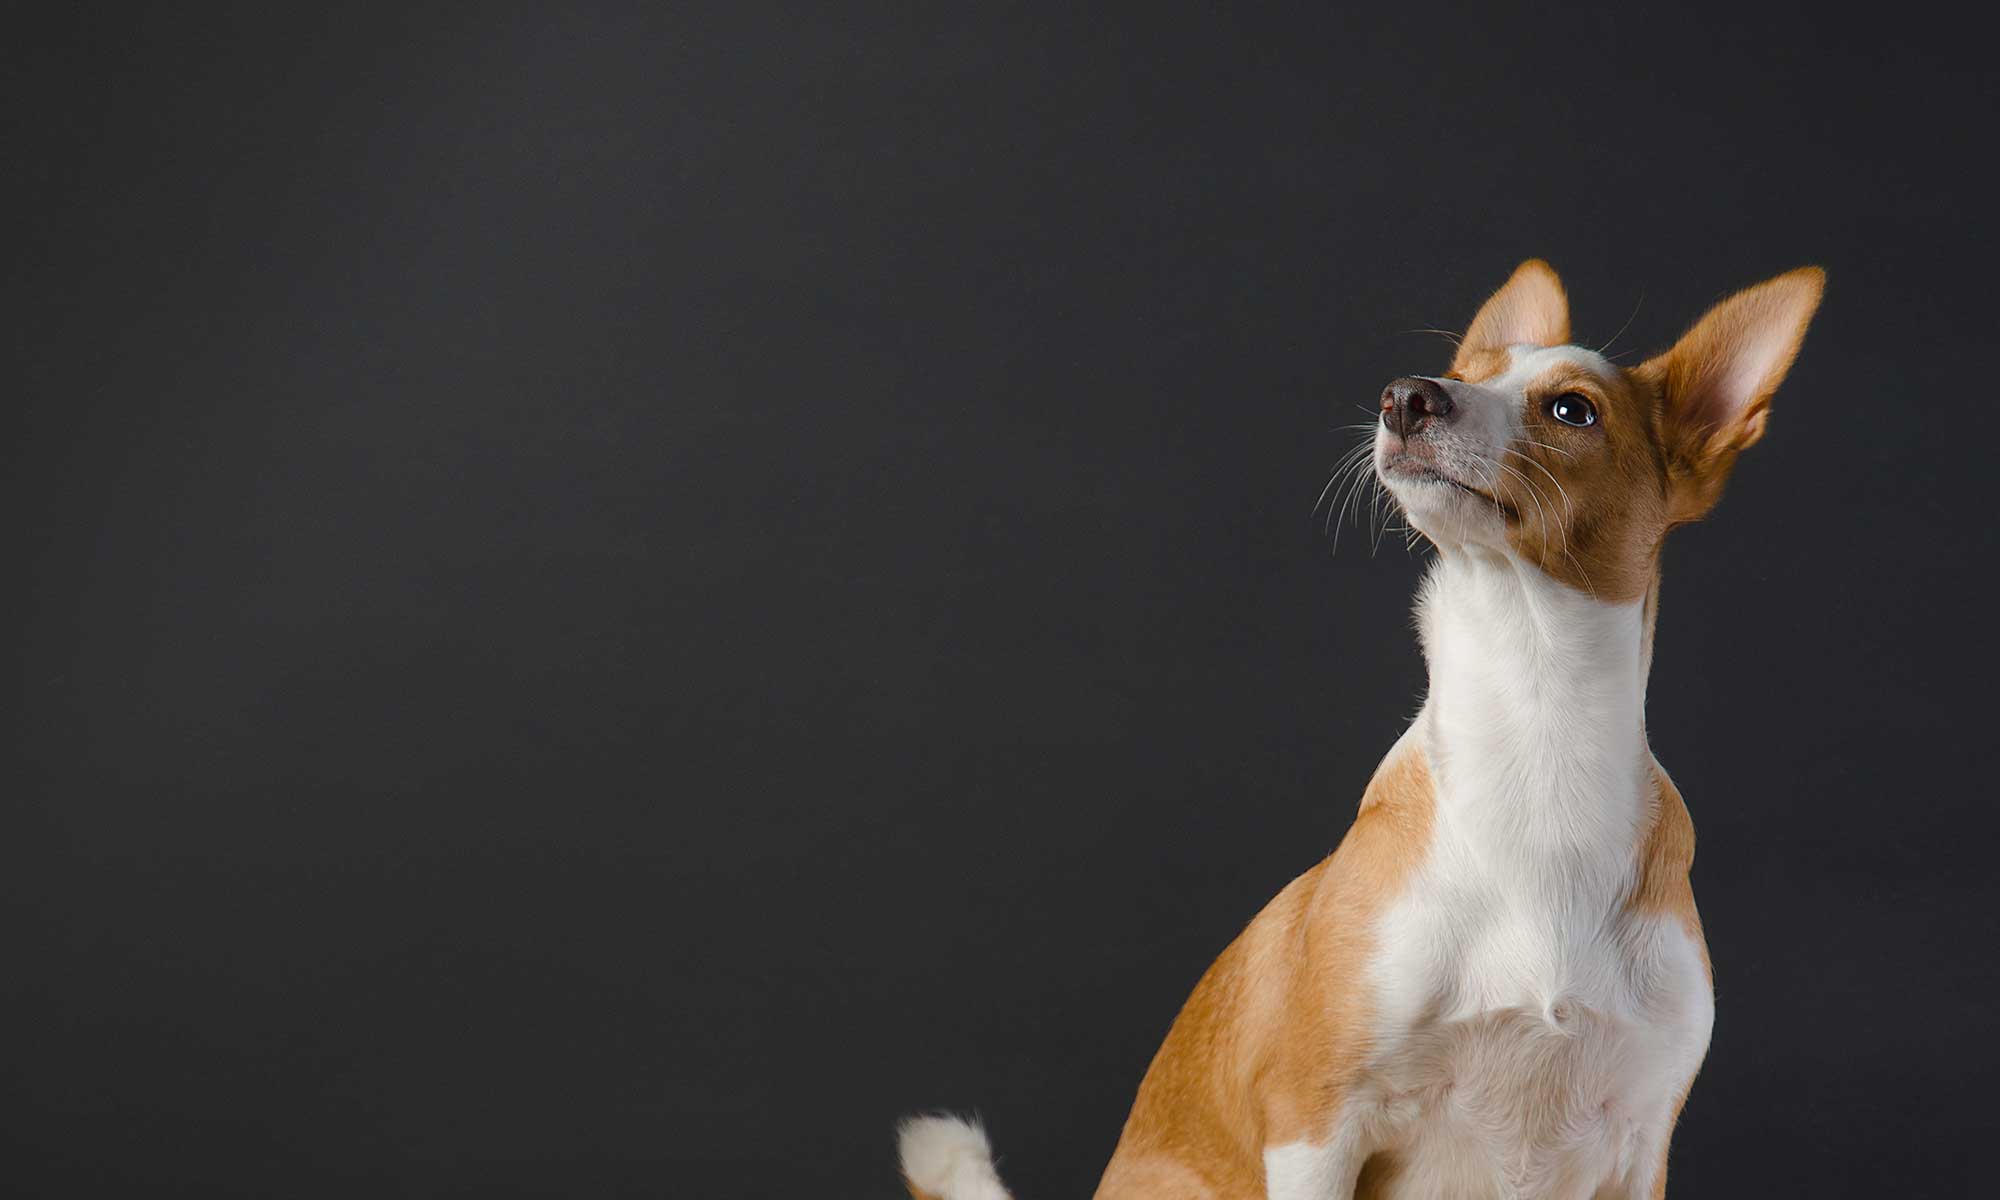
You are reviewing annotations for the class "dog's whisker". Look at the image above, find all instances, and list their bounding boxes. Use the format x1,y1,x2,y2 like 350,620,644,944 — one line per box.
1320,438,1384,553
1596,289,1645,357
1314,442,1377,520
1514,437,1576,461
1331,453,1379,553
1505,447,1578,523
1491,455,1597,600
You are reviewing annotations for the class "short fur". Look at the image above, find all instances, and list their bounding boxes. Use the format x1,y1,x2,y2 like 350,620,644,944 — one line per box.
895,261,1822,1198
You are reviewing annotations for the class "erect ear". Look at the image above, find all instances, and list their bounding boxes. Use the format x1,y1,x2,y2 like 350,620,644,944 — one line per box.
1640,266,1825,522
1451,259,1569,375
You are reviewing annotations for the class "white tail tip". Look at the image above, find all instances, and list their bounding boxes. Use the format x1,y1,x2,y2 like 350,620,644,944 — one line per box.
896,1114,1013,1200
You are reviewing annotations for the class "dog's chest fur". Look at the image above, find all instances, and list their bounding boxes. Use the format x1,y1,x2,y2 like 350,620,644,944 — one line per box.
1357,799,1713,1198
1347,553,1713,1197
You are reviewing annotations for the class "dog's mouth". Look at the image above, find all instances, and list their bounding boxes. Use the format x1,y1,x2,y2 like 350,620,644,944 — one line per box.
1378,452,1524,524
1379,454,1509,514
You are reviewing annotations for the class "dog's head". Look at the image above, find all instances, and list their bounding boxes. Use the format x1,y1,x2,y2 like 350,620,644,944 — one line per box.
1375,260,1824,601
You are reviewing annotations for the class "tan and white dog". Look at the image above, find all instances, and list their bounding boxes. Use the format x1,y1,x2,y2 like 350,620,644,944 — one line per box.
897,261,1824,1199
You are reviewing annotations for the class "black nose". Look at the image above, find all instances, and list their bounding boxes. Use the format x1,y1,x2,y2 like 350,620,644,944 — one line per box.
1381,377,1455,438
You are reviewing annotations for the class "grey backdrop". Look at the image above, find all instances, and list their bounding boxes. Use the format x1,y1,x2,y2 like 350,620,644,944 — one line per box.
14,4,1997,1196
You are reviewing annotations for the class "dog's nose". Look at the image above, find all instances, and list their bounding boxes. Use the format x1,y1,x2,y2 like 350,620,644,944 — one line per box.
1381,377,1455,438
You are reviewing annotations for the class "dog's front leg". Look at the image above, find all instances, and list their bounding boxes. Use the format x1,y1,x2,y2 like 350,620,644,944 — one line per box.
1261,1112,1377,1200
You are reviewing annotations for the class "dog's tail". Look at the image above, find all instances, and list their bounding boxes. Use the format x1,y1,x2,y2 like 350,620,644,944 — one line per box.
895,1113,1015,1200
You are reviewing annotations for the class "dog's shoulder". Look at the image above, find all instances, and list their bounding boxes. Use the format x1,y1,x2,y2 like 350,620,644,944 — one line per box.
1631,757,1708,974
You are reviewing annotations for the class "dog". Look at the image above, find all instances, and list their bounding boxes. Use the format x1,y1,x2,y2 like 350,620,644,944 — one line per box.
896,260,1824,1198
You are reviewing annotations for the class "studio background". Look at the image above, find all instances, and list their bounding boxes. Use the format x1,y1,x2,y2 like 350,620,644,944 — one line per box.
13,5,1997,1196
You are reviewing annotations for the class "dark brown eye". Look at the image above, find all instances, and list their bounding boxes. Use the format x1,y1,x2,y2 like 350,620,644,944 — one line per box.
1550,393,1596,427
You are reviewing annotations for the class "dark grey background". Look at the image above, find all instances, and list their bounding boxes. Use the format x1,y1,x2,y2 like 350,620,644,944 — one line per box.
13,4,1997,1196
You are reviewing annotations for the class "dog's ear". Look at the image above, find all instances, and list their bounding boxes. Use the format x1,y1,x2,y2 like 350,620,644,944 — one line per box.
1639,267,1825,523
1451,259,1569,375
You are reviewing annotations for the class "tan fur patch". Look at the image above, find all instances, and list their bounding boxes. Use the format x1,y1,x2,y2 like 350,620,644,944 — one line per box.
1631,759,1708,1200
1631,760,1709,976
1446,345,1510,385
1488,359,1670,604
1094,741,1436,1199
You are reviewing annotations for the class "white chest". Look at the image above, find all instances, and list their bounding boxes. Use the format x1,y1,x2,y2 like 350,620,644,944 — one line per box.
1358,856,1714,1199
1261,552,1716,1197
1264,861,1712,1200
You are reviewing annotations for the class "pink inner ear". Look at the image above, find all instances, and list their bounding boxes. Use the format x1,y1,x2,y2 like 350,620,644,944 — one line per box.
1486,292,1566,348
1680,289,1818,434
1462,262,1570,353
1711,322,1797,421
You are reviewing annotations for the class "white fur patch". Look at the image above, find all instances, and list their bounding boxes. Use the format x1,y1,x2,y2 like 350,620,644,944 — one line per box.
1264,1136,1352,1199
1265,1108,1383,1199
896,1114,1012,1200
1313,547,1712,1196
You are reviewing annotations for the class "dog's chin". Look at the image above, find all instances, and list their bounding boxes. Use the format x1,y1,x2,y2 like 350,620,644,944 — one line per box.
1377,458,1505,546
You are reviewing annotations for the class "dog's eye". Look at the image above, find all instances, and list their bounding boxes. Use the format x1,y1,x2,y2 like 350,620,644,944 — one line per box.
1549,393,1596,427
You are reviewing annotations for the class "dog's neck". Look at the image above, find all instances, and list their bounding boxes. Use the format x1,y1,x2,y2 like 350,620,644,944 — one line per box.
1413,545,1653,884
